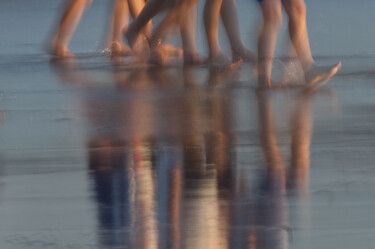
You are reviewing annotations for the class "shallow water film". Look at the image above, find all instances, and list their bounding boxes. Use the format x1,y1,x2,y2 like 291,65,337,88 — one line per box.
2,0,375,248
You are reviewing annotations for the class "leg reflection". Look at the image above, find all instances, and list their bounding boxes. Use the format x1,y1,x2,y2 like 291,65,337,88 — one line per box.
205,80,237,249
254,88,332,248
256,89,288,249
179,68,230,249
289,92,312,193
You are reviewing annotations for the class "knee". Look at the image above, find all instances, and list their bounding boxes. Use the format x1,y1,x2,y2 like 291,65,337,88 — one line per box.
284,0,306,19
262,4,283,30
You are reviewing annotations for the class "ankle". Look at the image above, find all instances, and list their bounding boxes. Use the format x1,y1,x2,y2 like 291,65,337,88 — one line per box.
302,61,315,73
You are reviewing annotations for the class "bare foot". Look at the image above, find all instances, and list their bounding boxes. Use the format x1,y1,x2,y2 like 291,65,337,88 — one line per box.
47,41,75,59
125,37,150,63
183,52,208,66
210,58,242,74
159,43,183,58
232,48,257,64
305,62,342,85
110,41,132,56
227,59,243,70
209,52,232,68
149,45,169,66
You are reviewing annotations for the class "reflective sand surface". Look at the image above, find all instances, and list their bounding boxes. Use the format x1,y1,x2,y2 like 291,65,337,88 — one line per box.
2,59,375,249
2,0,375,249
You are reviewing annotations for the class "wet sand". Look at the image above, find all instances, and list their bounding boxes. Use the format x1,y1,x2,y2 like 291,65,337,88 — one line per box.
2,0,375,249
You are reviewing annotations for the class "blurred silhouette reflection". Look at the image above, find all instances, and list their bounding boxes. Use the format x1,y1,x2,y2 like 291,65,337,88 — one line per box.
257,89,315,193
86,68,159,248
253,87,333,249
52,61,338,248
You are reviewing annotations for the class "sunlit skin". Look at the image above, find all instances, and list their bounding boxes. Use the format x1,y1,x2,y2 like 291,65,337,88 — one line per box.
125,0,204,65
127,0,153,39
47,0,180,59
145,0,257,66
257,0,341,87
148,3,204,65
123,0,184,60
108,0,132,56
124,0,169,48
48,0,93,58
129,0,256,67
204,0,256,67
49,0,134,58
180,7,203,65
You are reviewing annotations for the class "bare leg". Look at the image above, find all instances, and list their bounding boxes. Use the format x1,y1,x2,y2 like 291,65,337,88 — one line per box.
180,6,205,65
127,0,153,38
220,0,256,63
109,0,131,55
148,0,198,65
282,0,312,71
49,0,92,58
125,0,169,47
257,89,286,188
203,0,232,66
282,0,341,84
131,0,183,59
148,7,180,64
257,0,283,87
